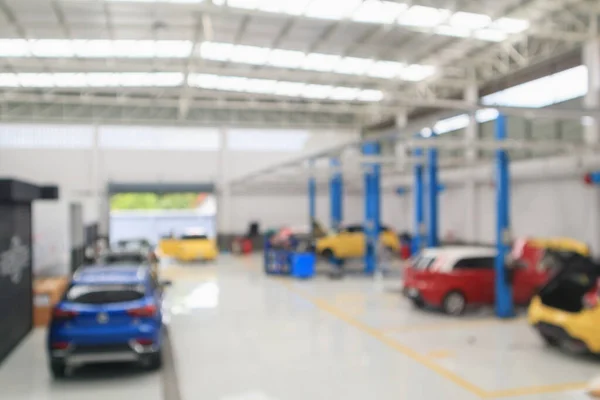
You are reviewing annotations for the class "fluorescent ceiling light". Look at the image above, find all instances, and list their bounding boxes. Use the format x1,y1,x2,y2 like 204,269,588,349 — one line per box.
199,41,234,61
302,53,341,72
154,40,193,57
474,29,507,42
352,0,408,24
435,25,471,38
449,11,491,30
244,78,277,94
30,40,74,57
335,57,373,75
274,81,306,96
0,73,19,87
226,0,258,9
268,49,305,68
398,6,450,27
230,45,270,65
305,0,363,20
18,73,55,87
0,39,29,57
215,76,248,91
357,89,383,102
53,73,88,87
491,17,530,33
368,61,404,79
302,84,333,99
330,87,359,100
398,64,436,81
86,73,121,87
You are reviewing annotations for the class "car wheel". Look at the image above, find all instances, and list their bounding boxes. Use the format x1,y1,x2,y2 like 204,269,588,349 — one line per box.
321,249,334,259
539,332,559,347
141,352,163,371
411,298,425,309
50,361,67,379
443,291,466,315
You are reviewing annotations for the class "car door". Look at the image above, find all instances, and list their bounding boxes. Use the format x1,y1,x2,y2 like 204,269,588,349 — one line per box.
451,257,495,304
341,225,364,258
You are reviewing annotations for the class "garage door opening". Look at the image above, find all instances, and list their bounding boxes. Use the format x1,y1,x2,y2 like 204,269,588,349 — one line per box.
109,191,217,247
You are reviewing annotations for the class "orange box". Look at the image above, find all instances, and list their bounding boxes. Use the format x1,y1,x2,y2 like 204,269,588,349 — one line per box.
33,277,69,327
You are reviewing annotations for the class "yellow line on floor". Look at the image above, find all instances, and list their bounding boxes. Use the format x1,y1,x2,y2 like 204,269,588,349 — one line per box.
484,381,588,398
280,281,488,398
382,316,527,334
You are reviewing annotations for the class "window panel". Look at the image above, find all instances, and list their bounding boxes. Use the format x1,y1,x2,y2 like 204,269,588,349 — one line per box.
0,124,93,148
99,126,220,151
227,129,310,151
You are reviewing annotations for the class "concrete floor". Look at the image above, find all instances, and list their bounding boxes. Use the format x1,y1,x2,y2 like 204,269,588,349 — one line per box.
1,255,599,399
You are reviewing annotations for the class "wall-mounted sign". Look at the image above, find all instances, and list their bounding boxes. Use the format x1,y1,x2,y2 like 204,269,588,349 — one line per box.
0,236,30,284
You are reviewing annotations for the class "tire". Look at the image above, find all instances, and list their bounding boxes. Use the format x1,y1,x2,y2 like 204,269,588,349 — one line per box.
50,361,67,379
540,332,559,347
412,298,425,309
141,351,162,371
442,291,466,316
321,249,334,259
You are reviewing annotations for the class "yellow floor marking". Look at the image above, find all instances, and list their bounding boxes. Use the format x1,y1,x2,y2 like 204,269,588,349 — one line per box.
426,349,455,359
281,282,488,398
281,281,588,399
486,381,588,398
382,316,527,334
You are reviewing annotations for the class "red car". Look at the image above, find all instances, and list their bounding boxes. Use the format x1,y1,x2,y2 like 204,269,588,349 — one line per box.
403,246,551,315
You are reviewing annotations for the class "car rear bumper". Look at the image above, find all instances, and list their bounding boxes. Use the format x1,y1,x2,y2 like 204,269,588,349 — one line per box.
51,341,159,365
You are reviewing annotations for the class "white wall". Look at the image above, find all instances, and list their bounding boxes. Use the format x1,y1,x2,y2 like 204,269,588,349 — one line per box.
0,124,360,274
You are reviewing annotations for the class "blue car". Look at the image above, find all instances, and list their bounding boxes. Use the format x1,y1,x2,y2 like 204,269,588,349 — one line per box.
47,265,166,378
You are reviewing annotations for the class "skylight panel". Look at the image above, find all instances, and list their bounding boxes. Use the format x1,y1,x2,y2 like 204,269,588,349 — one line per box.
230,45,270,65
267,49,306,68
244,78,277,94
0,39,29,57
398,6,450,27
449,12,491,30
215,76,248,91
302,84,333,99
330,87,360,100
368,61,404,78
0,73,19,87
86,73,122,87
53,73,88,87
155,40,193,58
302,53,341,72
30,40,74,57
474,29,507,42
188,74,221,89
334,57,373,75
396,64,436,82
435,25,471,38
357,89,384,102
73,40,113,58
491,18,530,34
257,0,312,15
274,81,306,96
112,40,155,58
18,73,55,87
352,0,408,24
226,0,259,9
199,42,234,61
305,0,363,20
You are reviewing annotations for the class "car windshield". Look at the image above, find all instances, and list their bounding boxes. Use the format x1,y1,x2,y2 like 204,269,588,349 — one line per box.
100,253,146,264
412,256,436,270
66,284,145,304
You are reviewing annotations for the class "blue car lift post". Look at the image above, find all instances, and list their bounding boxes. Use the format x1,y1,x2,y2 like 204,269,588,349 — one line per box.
330,157,343,231
495,114,515,318
413,146,425,254
363,141,381,274
427,145,439,248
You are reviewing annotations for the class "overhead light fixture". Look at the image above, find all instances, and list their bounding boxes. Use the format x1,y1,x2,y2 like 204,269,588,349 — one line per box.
215,76,248,91
30,40,74,57
230,45,270,65
449,11,491,30
275,81,306,96
302,53,341,72
330,87,360,100
302,84,333,99
398,64,436,81
267,49,305,68
435,25,471,38
491,17,530,33
0,73,19,87
86,73,121,87
352,0,408,24
199,41,234,61
18,73,55,87
334,57,373,75
357,89,384,102
368,61,403,79
53,73,88,87
188,73,221,89
474,29,507,42
305,0,363,20
244,78,277,94
0,39,29,57
398,6,450,27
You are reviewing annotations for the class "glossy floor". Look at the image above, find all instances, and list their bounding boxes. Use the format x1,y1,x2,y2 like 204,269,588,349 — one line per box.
1,256,598,400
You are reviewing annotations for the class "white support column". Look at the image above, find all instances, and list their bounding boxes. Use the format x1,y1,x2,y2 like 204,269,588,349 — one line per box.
217,127,232,238
583,35,600,254
464,82,479,243
584,37,600,145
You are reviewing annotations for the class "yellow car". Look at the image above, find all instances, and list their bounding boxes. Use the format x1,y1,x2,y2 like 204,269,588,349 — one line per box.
315,224,400,259
528,250,600,354
159,234,218,262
